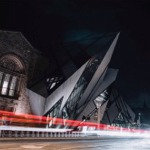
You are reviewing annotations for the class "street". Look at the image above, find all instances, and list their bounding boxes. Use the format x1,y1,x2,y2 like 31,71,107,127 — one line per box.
0,137,150,150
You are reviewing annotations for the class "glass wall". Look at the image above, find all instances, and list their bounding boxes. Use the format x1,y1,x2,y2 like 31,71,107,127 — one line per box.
63,57,101,119
45,97,63,128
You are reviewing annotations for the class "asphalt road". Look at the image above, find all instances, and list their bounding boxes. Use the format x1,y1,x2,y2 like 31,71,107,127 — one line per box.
0,137,150,150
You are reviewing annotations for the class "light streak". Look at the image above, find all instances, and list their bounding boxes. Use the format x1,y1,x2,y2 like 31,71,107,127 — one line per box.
0,110,149,138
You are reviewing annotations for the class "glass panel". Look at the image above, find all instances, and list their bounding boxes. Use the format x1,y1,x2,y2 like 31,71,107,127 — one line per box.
50,112,53,117
53,107,58,117
50,82,56,89
45,97,63,128
9,90,14,97
1,74,10,95
63,58,101,119
46,74,65,95
62,107,69,119
9,76,17,96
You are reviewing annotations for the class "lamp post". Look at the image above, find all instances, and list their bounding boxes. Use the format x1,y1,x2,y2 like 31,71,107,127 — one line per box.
94,96,105,130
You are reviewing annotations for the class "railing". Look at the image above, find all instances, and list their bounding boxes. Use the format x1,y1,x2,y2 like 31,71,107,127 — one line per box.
0,126,83,138
0,125,149,139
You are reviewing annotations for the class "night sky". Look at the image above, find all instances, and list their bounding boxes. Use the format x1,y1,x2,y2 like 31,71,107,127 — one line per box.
0,0,150,109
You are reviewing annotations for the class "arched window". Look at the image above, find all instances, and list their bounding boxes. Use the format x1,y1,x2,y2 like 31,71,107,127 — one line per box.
0,54,25,98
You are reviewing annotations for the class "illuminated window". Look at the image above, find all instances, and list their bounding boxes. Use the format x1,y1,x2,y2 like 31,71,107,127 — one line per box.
0,72,18,97
1,74,10,95
50,82,56,89
46,74,64,94
9,76,17,96
0,54,25,99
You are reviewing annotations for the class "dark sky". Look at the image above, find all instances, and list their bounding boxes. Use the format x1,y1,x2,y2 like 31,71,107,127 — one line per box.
0,0,150,108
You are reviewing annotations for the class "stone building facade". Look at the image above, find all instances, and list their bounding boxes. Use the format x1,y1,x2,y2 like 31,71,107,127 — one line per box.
0,30,38,114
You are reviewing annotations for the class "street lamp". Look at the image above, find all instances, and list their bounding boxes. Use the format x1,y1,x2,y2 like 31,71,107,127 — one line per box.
94,95,105,130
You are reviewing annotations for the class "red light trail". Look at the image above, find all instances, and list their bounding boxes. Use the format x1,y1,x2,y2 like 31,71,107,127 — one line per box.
0,110,146,134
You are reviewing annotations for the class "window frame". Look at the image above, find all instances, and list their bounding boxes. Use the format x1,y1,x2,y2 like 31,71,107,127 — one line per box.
0,67,22,99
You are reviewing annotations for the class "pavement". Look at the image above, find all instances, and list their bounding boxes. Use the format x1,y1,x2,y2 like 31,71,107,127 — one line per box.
0,137,149,150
